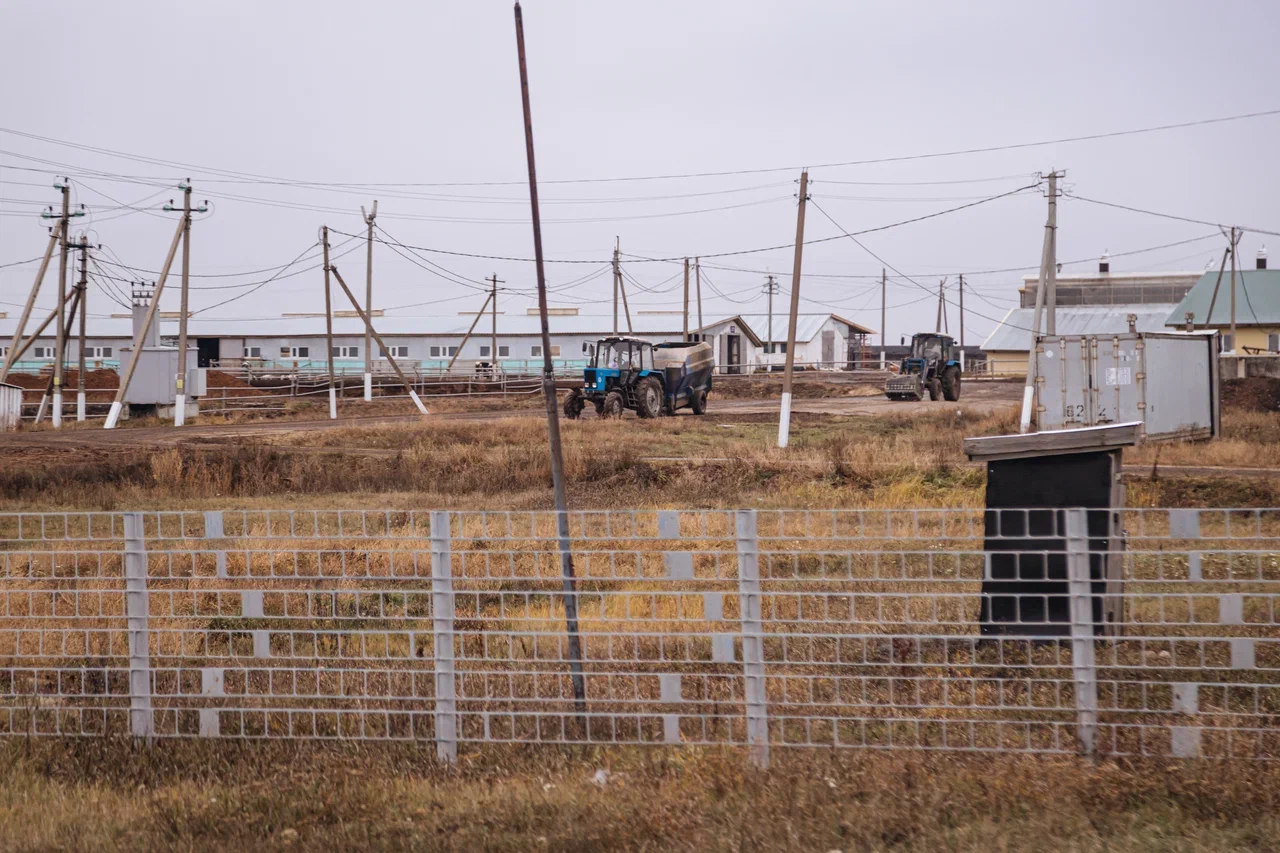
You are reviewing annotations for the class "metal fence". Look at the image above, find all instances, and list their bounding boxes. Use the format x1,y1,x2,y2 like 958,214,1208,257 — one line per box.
1,507,1278,765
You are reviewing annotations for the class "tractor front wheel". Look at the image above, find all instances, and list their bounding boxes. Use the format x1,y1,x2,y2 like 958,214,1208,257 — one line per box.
562,391,585,420
602,391,625,419
941,366,962,402
690,388,708,415
635,377,663,419
927,378,942,401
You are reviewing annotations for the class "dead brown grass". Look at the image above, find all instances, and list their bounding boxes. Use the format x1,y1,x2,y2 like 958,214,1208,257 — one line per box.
0,739,1276,851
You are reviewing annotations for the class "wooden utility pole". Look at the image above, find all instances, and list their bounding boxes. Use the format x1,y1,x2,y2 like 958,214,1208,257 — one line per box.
361,201,378,402
513,0,586,720
1044,172,1060,336
35,284,84,424
490,273,502,371
682,257,690,340
76,240,88,421
959,274,965,349
618,257,633,333
105,214,186,429
1019,170,1060,434
763,275,779,353
1,222,61,384
612,238,621,335
322,226,337,419
695,257,703,335
935,278,945,334
331,266,427,414
1203,245,1232,330
880,268,887,370
174,182,196,427
777,169,809,449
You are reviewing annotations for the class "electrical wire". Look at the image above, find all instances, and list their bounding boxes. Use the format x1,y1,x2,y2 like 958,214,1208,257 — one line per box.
1063,193,1280,238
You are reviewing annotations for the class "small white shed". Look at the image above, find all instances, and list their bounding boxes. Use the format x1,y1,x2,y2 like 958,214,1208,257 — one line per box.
0,382,21,432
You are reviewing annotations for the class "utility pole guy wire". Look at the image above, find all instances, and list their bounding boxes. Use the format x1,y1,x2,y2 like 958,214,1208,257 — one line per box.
513,0,587,722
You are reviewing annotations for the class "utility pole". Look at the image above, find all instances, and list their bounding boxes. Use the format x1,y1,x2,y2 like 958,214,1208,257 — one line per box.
489,273,502,371
959,274,965,349
75,238,89,421
361,201,378,402
330,266,427,414
612,238,620,335
880,268,887,370
1019,170,1061,434
1044,172,1060,336
445,291,494,372
777,168,809,449
171,182,206,427
105,208,186,429
53,182,69,428
1,222,62,385
322,226,337,419
935,278,945,334
763,275,779,354
694,257,703,336
1228,226,1241,351
682,257,690,340
513,0,586,722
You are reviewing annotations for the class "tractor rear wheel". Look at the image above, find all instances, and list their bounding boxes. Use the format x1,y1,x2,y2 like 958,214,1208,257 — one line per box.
635,377,663,419
941,366,962,402
562,391,585,420
601,391,625,419
690,388,708,415
927,378,942,401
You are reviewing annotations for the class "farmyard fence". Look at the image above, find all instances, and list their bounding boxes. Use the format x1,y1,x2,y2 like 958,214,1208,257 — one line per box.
1,508,1278,766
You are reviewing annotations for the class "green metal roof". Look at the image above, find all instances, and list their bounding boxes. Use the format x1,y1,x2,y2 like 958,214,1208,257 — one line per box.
1166,269,1280,327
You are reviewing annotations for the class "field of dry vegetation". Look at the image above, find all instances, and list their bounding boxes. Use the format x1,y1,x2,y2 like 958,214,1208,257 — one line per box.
2,379,1279,850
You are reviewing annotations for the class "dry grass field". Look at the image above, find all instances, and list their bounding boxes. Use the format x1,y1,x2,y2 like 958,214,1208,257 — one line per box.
1,378,1279,850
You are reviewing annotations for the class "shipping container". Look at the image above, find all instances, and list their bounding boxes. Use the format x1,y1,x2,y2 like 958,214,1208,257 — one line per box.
0,382,21,432
1033,331,1219,441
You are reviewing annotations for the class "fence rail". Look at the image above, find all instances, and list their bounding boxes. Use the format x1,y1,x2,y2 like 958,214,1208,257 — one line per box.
1,507,1278,764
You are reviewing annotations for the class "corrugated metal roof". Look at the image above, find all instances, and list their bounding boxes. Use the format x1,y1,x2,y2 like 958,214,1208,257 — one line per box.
1166,269,1280,326
0,314,687,340
981,304,1180,351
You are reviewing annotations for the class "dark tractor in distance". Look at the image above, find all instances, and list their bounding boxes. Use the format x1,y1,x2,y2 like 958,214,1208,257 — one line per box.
884,332,962,402
563,336,714,419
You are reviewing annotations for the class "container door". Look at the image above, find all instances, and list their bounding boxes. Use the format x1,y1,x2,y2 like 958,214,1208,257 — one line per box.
1034,336,1091,430
1095,333,1139,428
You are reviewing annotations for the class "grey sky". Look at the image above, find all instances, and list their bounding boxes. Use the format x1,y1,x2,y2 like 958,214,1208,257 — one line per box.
2,0,1277,344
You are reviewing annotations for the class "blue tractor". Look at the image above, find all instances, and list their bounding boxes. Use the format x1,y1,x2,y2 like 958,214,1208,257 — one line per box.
563,336,714,419
884,332,962,402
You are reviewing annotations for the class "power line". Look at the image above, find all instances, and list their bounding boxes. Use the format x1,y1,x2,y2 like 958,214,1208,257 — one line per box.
4,108,1276,186
1063,193,1280,238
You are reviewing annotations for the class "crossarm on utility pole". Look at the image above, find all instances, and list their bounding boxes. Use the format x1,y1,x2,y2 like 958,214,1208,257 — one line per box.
104,215,187,429
445,292,494,371
330,266,428,414
1,223,61,384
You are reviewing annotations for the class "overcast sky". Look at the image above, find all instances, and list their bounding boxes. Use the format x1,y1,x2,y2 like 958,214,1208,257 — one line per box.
2,0,1277,344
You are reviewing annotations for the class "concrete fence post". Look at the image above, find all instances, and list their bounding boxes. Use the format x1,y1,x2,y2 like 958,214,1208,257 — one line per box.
1065,508,1098,758
204,510,227,579
123,512,153,742
431,511,457,764
735,509,769,769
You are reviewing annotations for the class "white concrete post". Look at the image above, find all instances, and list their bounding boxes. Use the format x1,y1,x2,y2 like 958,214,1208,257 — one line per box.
735,509,768,769
1065,508,1098,757
123,512,153,741
431,511,457,764
204,510,227,579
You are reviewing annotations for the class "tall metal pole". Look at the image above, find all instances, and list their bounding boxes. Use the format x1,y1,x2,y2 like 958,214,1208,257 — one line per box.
362,201,378,402
1019,171,1057,434
682,257,690,341
53,183,70,428
174,183,193,427
880,268,886,370
612,238,620,336
323,226,337,419
1,222,61,384
695,257,703,335
76,241,88,421
513,0,586,720
777,169,808,449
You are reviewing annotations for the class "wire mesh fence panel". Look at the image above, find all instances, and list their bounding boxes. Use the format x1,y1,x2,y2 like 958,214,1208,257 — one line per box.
0,508,1277,760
